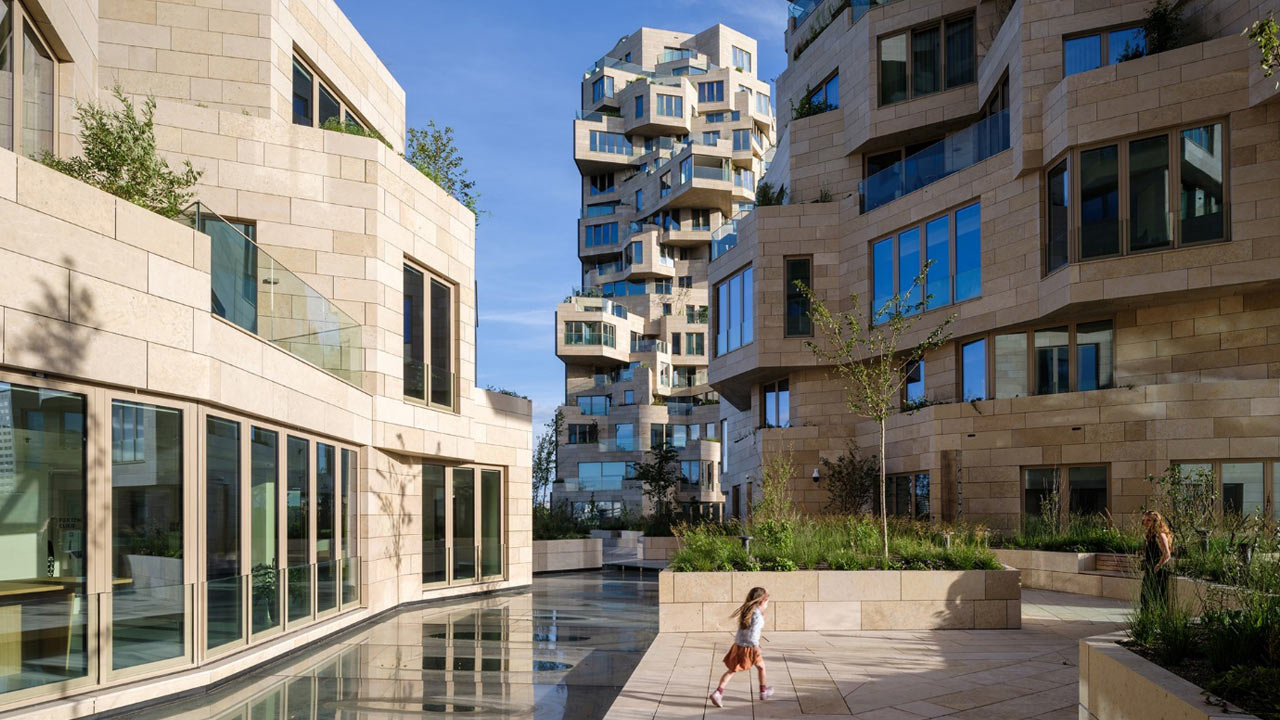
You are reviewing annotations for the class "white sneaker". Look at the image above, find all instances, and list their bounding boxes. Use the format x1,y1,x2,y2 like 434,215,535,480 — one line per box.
759,686,774,700
709,689,724,708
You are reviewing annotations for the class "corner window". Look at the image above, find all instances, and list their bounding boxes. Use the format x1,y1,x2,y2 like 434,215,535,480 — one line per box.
879,15,974,106
589,173,615,195
563,321,616,347
1046,122,1226,273
403,264,455,410
715,266,754,356
871,202,981,319
1064,26,1146,76
592,76,614,103
784,257,812,336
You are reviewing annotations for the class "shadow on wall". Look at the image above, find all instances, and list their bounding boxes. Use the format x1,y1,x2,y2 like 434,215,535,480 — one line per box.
21,257,95,381
375,432,414,573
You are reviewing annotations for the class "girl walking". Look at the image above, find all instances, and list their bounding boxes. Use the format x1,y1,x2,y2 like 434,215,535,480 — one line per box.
709,587,773,707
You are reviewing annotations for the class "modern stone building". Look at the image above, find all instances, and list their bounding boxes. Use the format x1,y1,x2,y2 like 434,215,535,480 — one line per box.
553,25,776,520
712,0,1280,530
0,0,531,716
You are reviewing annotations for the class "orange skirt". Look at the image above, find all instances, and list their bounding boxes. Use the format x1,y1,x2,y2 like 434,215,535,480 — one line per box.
723,644,763,672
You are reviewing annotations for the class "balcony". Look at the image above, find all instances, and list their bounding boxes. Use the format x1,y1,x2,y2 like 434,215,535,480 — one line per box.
182,203,363,387
859,109,1010,214
631,338,669,354
709,210,749,260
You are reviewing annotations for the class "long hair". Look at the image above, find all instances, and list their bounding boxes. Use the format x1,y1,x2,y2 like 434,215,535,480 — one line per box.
730,587,768,629
1142,510,1173,541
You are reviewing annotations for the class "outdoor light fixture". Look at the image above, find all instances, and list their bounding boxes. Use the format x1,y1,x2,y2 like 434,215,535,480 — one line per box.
812,468,821,483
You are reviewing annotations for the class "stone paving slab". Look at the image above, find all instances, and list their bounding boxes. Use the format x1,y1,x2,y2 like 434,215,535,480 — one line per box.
603,590,1129,720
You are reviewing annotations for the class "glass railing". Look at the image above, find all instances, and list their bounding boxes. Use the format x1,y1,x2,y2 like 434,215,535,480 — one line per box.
565,330,616,347
693,164,730,181
710,210,750,260
789,0,823,22
631,338,669,353
403,359,454,408
181,202,364,387
859,109,1010,213
567,296,629,318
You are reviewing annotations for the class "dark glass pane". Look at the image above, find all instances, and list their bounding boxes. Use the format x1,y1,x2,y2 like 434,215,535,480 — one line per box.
954,203,981,301
341,448,357,604
905,361,925,403
481,470,502,577
1180,124,1224,244
1079,145,1120,258
1024,468,1056,516
872,238,894,318
925,215,950,309
945,17,975,87
912,26,941,96
0,383,88,692
0,0,10,151
423,465,447,584
453,468,475,581
250,428,280,635
1046,161,1070,273
402,266,424,400
1076,320,1114,391
207,417,242,649
1064,34,1101,76
898,227,921,314
292,58,313,126
962,339,987,401
112,401,185,669
784,258,811,336
1034,327,1070,395
315,444,336,613
880,34,908,105
429,279,452,408
1129,134,1170,251
318,84,340,126
1109,27,1146,63
286,436,310,622
913,473,931,519
1068,466,1107,515
206,217,258,334
1221,463,1264,516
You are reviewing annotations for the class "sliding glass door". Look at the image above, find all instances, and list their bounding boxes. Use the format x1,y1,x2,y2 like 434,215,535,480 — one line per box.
286,437,310,624
423,464,447,584
315,444,337,615
250,428,280,637
206,417,243,651
452,468,475,582
422,464,503,588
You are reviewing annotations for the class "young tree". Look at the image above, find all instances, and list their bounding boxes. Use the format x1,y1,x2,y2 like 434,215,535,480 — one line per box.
41,87,202,218
635,440,683,522
404,121,479,218
798,264,954,558
821,442,880,515
531,410,563,508
754,446,798,524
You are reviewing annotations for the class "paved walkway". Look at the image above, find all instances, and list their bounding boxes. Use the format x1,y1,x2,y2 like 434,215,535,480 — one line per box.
604,590,1130,720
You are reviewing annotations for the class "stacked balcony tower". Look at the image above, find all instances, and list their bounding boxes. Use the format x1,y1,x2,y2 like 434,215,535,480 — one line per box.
554,25,777,519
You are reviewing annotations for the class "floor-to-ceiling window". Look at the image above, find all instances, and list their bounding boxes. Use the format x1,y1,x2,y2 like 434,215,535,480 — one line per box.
111,401,185,671
0,381,87,694
286,437,311,623
340,449,358,606
423,464,447,584
403,263,456,411
423,464,504,587
480,470,503,578
315,444,337,615
206,417,242,651
250,428,280,636
452,468,475,582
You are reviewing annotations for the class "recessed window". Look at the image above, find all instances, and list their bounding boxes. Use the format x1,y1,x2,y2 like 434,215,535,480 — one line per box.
403,264,455,409
564,320,615,347
879,15,974,106
809,72,839,109
591,76,614,103
656,94,683,118
576,395,610,416
715,266,754,356
1045,122,1226,273
635,95,645,118
698,81,724,102
882,473,930,519
590,173,615,195
1,2,58,158
785,257,812,336
589,131,632,155
903,361,925,405
568,424,599,444
961,339,986,401
291,54,370,131
1024,465,1109,519
585,222,619,247
969,320,1113,400
871,203,981,319
732,46,752,72
1064,26,1146,76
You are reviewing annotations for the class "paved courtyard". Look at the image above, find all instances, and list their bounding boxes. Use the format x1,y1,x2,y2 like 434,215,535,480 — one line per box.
604,590,1130,720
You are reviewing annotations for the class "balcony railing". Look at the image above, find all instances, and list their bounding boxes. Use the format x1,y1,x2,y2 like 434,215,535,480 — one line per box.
182,202,363,386
859,109,1010,213
790,0,902,31
693,164,730,181
710,210,749,260
631,338,669,353
564,329,616,348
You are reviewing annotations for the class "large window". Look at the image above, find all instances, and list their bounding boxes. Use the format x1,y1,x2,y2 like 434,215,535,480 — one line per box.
615,423,635,451
589,130,632,154
576,462,629,491
1,1,57,158
871,203,981,318
591,76,614,103
732,46,752,72
585,222,619,247
715,266,754,356
762,380,790,428
698,81,724,102
1171,461,1278,519
1024,465,1108,519
808,73,839,109
576,395,610,415
420,464,503,584
966,320,1113,400
112,401,185,671
1064,26,1145,76
563,321,615,347
589,173,615,195
656,94,683,118
423,464,446,584
879,15,974,106
1045,122,1225,273
567,424,598,444
879,473,930,519
403,264,455,410
206,417,243,650
291,54,369,131
785,257,812,336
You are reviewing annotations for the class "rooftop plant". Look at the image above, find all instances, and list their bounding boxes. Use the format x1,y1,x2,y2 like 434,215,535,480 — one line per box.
405,121,480,219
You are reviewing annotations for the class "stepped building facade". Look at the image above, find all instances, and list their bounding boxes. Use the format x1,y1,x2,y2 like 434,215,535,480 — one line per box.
713,0,1280,530
0,0,530,716
553,26,776,519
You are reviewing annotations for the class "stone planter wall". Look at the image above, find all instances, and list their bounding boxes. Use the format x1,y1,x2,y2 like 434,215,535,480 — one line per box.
1079,632,1262,720
533,538,603,573
640,536,682,561
657,568,1021,632
992,549,1218,614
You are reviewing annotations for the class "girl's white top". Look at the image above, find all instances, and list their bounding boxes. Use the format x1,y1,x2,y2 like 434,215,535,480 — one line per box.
734,608,764,647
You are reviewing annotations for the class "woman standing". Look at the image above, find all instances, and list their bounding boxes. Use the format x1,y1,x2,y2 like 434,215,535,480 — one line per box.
1140,510,1174,613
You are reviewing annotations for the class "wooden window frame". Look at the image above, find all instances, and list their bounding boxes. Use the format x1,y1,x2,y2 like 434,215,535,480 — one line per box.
403,259,459,413
958,317,1116,400
1041,119,1231,277
877,12,977,108
420,462,508,589
292,49,373,132
1062,23,1145,76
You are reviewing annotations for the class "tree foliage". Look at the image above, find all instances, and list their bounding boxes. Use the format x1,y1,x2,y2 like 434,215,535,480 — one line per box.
405,121,480,218
1244,13,1280,88
754,447,799,525
1145,463,1219,552
636,440,683,522
790,87,836,121
755,180,788,206
41,88,202,218
798,264,954,558
531,410,562,508
822,442,879,515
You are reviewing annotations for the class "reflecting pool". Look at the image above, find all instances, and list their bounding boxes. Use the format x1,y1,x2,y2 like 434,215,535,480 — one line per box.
117,570,657,720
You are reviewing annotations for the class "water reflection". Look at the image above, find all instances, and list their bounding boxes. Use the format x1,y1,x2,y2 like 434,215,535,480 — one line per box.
119,571,657,720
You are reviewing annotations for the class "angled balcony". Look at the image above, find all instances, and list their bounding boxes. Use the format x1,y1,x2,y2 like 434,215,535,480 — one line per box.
182,203,364,387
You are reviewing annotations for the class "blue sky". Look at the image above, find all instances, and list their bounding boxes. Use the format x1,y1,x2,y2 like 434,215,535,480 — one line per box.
342,0,788,431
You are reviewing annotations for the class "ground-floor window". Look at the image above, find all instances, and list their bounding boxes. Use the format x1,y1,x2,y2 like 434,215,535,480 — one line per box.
877,473,930,519
422,464,505,586
1173,460,1278,520
1023,465,1108,522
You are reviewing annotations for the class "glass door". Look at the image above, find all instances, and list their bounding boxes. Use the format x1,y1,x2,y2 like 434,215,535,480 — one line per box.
423,464,447,584
285,437,311,624
206,416,243,651
315,444,336,615
451,468,475,582
480,469,503,579
249,428,280,637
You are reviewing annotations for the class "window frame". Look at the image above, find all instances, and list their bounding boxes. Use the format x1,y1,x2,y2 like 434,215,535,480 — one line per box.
959,318,1116,400
3,0,61,159
1063,23,1146,77
761,379,790,428
291,51,373,133
877,13,976,107
1021,464,1110,523
1042,120,1231,276
870,201,981,320
784,256,813,337
402,259,458,413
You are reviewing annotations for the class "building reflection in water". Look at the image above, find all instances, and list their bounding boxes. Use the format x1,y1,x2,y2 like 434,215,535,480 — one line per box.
124,571,657,720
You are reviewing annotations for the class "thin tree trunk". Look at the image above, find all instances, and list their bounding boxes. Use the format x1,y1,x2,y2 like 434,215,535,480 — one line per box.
880,421,888,559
